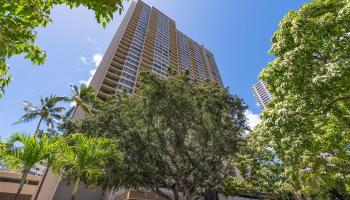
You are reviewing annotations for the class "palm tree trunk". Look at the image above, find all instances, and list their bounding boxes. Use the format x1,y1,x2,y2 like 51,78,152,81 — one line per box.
35,117,43,136
14,169,29,200
33,163,50,200
70,176,81,200
72,105,78,118
63,106,78,136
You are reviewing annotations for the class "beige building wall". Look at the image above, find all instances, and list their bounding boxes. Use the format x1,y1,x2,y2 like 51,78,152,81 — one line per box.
90,0,223,97
35,170,60,200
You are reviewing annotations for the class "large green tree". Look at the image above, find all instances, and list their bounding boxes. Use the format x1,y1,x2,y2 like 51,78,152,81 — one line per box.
75,72,248,200
222,126,295,199
0,0,126,97
253,0,350,198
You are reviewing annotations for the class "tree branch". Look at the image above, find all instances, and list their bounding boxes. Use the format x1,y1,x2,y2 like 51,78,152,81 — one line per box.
151,188,173,200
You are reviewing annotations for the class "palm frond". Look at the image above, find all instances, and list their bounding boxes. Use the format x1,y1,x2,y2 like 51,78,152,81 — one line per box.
14,113,38,125
54,133,121,185
7,133,27,148
51,114,64,121
57,96,71,103
40,97,46,106
22,101,39,112
46,95,66,106
70,84,80,97
50,106,66,113
16,95,66,133
45,117,55,130
65,106,75,118
5,133,61,171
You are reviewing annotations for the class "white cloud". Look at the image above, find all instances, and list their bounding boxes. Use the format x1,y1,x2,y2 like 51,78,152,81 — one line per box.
87,37,102,52
92,53,102,67
79,53,102,85
79,69,96,86
87,36,98,44
245,110,261,130
79,56,87,65
69,101,77,108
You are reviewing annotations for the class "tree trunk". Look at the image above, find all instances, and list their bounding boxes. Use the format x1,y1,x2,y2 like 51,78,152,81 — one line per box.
33,163,50,200
63,106,78,136
14,170,29,200
292,190,303,200
35,117,43,136
72,105,78,118
173,188,179,200
70,177,81,200
184,189,192,200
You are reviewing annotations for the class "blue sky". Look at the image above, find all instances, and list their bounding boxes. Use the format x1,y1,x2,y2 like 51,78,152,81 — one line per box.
0,0,310,139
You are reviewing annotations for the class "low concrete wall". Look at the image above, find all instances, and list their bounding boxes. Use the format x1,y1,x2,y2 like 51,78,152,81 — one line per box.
218,193,259,200
0,192,32,200
52,180,104,200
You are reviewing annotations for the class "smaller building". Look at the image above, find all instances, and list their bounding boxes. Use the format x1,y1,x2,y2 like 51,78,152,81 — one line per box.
0,171,41,200
29,163,46,176
251,81,272,109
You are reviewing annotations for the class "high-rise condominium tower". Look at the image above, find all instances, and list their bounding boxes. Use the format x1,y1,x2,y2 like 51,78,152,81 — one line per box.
89,0,223,100
252,80,272,109
37,1,223,200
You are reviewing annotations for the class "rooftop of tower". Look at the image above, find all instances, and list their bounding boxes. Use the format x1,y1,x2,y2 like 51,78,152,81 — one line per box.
134,0,215,55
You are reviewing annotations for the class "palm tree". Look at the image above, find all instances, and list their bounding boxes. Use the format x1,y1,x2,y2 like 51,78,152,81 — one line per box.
32,136,62,200
0,138,5,162
3,133,59,200
35,85,97,199
52,133,122,200
64,84,98,118
15,95,66,135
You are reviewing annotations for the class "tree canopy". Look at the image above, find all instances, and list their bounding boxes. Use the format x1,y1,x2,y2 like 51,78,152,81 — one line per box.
222,127,296,199
0,0,126,97
74,72,248,200
242,0,350,198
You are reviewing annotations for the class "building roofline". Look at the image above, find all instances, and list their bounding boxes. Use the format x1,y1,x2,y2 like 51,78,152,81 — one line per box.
135,0,214,54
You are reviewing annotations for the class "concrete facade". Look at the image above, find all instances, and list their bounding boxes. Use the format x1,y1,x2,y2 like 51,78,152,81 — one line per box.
89,0,223,103
0,171,41,200
252,80,272,109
